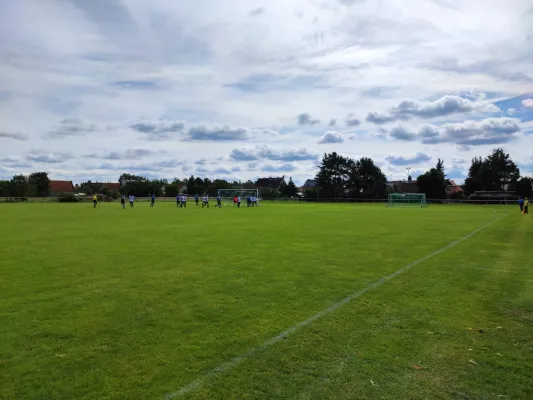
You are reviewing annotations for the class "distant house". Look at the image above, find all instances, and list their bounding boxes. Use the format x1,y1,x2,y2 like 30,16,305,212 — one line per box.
446,180,464,196
301,179,317,190
49,180,75,196
255,176,286,190
387,180,419,193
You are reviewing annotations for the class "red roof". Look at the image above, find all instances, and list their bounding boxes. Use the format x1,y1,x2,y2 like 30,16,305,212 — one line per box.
49,180,75,194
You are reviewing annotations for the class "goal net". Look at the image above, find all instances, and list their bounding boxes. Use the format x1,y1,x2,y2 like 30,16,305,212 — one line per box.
388,193,427,208
218,189,260,206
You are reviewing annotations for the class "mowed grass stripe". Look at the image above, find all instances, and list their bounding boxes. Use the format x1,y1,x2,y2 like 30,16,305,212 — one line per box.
179,213,532,400
0,203,529,400
166,213,505,398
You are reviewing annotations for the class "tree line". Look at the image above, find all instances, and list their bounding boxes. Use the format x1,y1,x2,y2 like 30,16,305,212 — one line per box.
0,172,51,197
1,148,531,200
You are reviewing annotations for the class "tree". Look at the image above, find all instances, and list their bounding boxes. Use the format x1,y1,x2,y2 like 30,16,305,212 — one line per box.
278,180,288,197
79,180,103,195
260,188,280,200
150,179,168,196
165,178,182,197
516,177,532,198
316,152,354,198
285,177,298,197
9,175,34,197
118,173,152,196
464,157,484,194
0,180,11,196
436,158,444,175
28,172,50,196
347,157,388,198
464,149,520,194
485,148,520,191
417,159,447,198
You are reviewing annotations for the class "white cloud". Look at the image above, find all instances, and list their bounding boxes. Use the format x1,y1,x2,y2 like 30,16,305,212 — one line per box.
0,131,28,141
0,0,531,184
522,99,533,108
380,118,522,146
385,152,431,166
318,131,344,144
366,94,500,125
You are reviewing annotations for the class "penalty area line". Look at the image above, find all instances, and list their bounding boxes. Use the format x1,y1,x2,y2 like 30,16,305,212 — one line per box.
164,213,506,399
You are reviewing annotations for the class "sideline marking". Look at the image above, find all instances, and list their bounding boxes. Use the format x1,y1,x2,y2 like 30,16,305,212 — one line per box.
165,214,506,399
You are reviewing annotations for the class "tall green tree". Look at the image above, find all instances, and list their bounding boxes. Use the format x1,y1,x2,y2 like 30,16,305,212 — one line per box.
464,157,484,194
285,177,298,197
516,177,532,198
28,172,50,196
464,149,520,194
0,180,11,196
316,152,354,198
347,157,388,198
165,178,182,197
417,159,447,198
278,179,288,197
118,173,152,196
485,148,520,191
9,175,34,197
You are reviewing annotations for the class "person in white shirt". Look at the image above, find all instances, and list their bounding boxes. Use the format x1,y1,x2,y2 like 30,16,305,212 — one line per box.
202,195,209,208
181,195,187,208
237,196,241,208
128,195,135,208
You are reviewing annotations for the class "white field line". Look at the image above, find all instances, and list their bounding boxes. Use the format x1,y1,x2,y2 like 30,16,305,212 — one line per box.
164,214,506,399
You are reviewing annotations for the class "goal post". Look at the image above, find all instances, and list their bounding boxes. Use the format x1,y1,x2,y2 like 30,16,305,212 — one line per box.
218,189,260,206
388,193,427,208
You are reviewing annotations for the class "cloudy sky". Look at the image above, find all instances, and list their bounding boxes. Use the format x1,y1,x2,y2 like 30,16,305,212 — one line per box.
1,0,532,185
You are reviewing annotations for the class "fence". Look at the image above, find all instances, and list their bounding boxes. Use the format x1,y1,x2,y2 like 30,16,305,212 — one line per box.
0,196,519,205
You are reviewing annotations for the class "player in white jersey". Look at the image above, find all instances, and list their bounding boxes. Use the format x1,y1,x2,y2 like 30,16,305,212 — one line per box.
202,195,209,208
237,196,241,208
128,195,135,208
181,195,187,208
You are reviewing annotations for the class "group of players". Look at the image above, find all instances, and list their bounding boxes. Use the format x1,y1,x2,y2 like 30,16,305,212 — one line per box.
175,194,221,208
92,193,260,209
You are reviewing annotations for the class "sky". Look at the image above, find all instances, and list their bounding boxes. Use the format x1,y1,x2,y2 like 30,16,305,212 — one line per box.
1,0,532,186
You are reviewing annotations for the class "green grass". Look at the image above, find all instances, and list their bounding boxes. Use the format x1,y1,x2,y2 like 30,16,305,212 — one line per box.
1,202,532,400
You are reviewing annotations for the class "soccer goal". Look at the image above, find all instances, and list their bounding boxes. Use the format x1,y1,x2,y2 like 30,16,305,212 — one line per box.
388,193,427,208
218,189,260,206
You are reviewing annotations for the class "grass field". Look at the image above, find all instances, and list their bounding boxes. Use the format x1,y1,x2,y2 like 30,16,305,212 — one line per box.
1,202,532,400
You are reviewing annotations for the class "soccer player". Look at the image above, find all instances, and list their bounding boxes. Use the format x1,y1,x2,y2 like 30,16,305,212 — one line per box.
251,195,256,207
247,195,251,207
176,194,181,207
129,194,135,208
195,193,199,206
217,193,221,208
518,197,524,213
524,197,529,214
237,196,241,208
181,194,187,208
150,193,155,207
202,194,209,208
233,195,238,206
92,193,97,208
120,195,125,209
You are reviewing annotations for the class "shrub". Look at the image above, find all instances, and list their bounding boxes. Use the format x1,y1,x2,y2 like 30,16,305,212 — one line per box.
58,193,79,202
